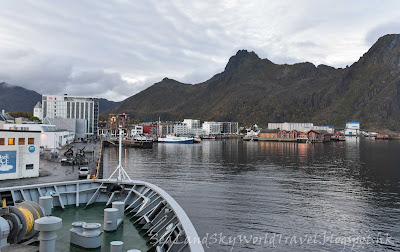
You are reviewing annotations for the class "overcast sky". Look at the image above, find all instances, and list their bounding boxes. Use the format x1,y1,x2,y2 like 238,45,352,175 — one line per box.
0,1,399,101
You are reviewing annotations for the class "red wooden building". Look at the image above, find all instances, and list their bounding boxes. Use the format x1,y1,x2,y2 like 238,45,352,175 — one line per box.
278,130,289,139
307,130,332,143
288,130,299,140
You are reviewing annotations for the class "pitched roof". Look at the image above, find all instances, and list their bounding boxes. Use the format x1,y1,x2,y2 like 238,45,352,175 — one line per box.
34,101,42,109
0,111,14,121
310,130,331,134
260,129,280,133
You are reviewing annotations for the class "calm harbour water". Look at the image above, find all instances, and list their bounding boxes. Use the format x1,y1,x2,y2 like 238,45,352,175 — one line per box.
103,137,400,251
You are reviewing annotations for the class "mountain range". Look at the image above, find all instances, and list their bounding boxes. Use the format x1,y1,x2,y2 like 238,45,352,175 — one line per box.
107,34,400,131
2,34,400,131
0,82,120,114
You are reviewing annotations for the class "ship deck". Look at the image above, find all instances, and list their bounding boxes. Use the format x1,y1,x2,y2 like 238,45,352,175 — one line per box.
53,204,150,251
0,179,204,252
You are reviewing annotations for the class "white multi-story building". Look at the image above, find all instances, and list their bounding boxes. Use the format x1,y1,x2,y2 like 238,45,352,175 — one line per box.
222,122,239,134
159,123,174,136
202,122,223,135
3,123,75,149
0,129,40,180
345,122,360,136
183,119,201,129
268,122,334,133
189,128,205,136
173,123,189,135
42,95,99,139
268,122,314,132
131,125,143,136
33,102,43,120
312,125,334,133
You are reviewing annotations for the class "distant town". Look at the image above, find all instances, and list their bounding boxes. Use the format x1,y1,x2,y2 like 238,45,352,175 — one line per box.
0,94,396,182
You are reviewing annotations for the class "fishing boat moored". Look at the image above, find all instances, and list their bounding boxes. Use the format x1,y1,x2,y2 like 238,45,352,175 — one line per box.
158,135,194,144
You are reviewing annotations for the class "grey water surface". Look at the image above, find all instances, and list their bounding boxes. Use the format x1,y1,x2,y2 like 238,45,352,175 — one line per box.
103,137,400,251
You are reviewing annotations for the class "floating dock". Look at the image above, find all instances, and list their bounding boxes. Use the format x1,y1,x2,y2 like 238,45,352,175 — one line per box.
103,139,153,148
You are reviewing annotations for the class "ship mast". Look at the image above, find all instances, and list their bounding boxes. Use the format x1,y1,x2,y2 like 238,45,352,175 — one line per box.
107,125,132,181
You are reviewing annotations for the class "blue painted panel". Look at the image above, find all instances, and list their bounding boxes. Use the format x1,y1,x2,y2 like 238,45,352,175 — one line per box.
0,151,17,174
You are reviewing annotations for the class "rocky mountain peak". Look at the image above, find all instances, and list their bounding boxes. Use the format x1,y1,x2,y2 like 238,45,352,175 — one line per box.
0,81,13,88
362,33,400,67
224,50,261,73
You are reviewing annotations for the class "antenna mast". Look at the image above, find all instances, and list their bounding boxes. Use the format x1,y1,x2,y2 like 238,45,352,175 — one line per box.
107,125,132,181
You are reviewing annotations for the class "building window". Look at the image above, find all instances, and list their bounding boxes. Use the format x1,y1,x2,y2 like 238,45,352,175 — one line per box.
67,101,70,118
81,102,84,119
0,138,4,145
85,102,88,119
18,138,25,145
8,138,15,145
26,164,34,170
76,102,80,119
43,100,47,118
28,138,35,144
71,102,75,119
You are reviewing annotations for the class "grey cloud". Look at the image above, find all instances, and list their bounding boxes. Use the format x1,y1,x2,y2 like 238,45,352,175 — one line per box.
365,22,400,45
294,41,318,48
1,0,400,102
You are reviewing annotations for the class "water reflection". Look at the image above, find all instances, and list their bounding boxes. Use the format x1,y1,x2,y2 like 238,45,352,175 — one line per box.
103,139,400,251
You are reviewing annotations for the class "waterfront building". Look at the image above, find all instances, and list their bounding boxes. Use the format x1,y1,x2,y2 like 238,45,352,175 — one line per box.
345,122,360,136
42,95,99,139
108,113,130,137
183,119,201,129
202,122,223,135
3,123,74,149
0,129,40,180
174,123,189,135
307,130,332,142
131,125,143,136
222,122,239,134
33,101,43,120
189,128,205,136
97,121,107,136
288,130,299,140
268,122,334,133
43,117,85,139
155,122,172,136
376,132,389,139
142,122,159,136
268,122,313,132
258,129,279,141
312,125,334,133
278,130,288,139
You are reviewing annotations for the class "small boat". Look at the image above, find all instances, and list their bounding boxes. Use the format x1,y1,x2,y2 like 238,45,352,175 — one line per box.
331,132,346,141
158,135,194,143
243,135,252,141
193,136,201,143
243,130,259,141
200,135,215,140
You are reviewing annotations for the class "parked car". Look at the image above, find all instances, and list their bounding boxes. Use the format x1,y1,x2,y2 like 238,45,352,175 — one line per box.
78,167,90,178
61,158,75,166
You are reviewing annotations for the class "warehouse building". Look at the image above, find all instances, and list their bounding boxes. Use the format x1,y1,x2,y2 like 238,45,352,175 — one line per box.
0,129,40,180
